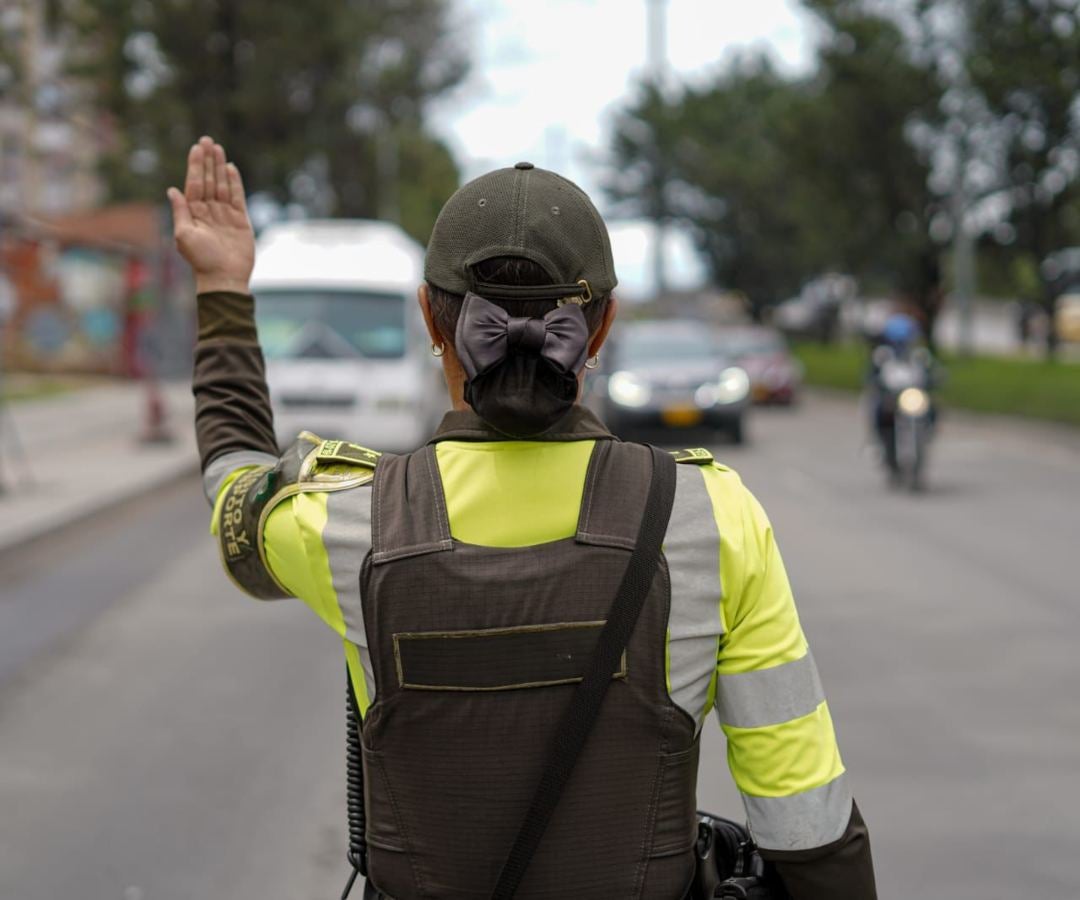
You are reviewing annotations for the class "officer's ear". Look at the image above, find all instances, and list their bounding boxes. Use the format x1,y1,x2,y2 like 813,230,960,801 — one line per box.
417,283,441,347
587,294,618,359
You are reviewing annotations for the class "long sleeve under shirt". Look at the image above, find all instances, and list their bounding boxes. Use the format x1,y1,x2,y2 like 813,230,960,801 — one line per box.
192,291,877,899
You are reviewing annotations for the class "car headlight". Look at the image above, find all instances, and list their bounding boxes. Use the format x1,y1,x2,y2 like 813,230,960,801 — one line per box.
696,367,749,407
608,371,651,408
897,387,930,417
715,366,750,404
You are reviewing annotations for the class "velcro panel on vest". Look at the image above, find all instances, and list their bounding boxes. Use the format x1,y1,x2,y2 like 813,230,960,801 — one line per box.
394,622,627,691
576,441,654,550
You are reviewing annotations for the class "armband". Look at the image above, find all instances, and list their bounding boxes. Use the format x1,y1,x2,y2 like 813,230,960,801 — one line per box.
215,432,381,599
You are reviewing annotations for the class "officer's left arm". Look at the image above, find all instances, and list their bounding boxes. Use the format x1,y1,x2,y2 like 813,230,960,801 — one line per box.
709,473,877,899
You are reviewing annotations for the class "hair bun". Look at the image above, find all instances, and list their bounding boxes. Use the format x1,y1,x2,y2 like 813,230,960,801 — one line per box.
464,355,578,437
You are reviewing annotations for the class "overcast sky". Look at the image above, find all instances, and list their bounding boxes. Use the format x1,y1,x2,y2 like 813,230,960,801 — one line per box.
429,0,818,295
433,0,815,201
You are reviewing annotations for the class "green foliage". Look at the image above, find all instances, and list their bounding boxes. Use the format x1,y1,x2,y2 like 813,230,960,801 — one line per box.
609,63,823,310
608,4,947,323
608,0,1080,346
965,0,1080,265
397,123,460,244
0,5,28,103
66,0,467,243
793,341,1080,425
791,342,867,392
941,352,1080,424
796,5,944,304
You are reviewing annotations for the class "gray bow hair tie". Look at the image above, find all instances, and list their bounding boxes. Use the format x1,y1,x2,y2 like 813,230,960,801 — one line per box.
454,291,590,381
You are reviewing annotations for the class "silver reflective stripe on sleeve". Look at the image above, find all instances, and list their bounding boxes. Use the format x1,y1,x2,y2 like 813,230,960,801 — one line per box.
716,653,825,729
203,449,279,502
743,773,853,851
323,486,376,703
665,463,724,732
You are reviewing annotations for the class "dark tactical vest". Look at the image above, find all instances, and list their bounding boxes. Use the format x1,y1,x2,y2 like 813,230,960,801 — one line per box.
359,440,699,899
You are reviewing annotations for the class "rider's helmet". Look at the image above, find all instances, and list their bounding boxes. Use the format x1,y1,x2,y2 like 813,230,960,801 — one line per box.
882,313,920,349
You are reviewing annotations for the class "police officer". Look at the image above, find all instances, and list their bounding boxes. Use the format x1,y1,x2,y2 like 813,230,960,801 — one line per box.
169,136,876,899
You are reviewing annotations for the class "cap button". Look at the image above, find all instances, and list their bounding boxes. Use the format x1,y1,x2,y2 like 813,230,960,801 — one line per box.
514,161,534,170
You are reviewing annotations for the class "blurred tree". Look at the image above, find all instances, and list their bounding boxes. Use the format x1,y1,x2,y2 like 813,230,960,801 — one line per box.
65,0,467,243
0,12,25,103
607,82,681,298
796,1,949,340
963,0,1080,355
608,5,950,338
608,64,824,317
0,1,65,96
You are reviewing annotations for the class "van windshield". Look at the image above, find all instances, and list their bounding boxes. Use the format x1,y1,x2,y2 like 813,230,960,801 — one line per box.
254,289,406,360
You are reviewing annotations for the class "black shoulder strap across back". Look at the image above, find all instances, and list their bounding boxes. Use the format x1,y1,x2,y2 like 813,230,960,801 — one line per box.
490,444,678,899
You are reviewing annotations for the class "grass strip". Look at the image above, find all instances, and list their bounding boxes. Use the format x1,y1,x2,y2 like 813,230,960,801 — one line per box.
792,342,1080,427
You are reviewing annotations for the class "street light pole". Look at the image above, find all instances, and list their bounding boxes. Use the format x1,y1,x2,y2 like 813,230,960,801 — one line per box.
646,0,668,301
646,0,668,85
952,168,976,357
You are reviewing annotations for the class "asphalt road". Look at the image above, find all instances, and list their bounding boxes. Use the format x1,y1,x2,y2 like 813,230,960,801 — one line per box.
1,392,1077,899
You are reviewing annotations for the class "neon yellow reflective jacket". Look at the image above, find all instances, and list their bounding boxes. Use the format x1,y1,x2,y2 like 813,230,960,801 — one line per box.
206,413,850,855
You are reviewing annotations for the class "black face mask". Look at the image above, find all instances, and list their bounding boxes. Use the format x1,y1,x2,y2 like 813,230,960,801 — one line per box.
454,292,590,438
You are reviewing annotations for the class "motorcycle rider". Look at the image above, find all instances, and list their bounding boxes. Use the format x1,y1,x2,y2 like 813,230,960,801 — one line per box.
868,313,936,477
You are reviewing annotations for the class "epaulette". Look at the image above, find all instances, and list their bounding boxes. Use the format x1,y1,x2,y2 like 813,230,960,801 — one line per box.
299,434,381,488
216,432,381,600
670,448,714,464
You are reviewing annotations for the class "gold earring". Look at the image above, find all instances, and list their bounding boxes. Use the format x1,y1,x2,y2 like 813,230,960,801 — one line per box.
431,342,446,358
585,354,600,369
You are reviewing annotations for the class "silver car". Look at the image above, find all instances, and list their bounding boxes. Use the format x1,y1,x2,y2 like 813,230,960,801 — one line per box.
589,320,750,444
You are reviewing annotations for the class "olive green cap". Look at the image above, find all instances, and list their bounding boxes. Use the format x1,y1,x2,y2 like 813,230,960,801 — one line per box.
424,162,617,302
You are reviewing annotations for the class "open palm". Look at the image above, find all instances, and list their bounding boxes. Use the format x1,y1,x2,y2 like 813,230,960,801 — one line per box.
168,136,255,295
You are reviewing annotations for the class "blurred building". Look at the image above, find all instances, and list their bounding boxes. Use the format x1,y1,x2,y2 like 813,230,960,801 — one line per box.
0,0,105,219
0,3,194,377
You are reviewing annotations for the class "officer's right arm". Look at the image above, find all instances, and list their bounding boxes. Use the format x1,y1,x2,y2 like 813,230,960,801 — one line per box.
705,467,877,899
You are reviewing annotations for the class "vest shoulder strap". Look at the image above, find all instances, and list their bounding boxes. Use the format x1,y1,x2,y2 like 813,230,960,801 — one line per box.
575,441,655,550
370,444,453,565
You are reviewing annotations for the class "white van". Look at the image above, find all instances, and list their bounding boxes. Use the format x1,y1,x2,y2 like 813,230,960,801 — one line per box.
249,219,444,452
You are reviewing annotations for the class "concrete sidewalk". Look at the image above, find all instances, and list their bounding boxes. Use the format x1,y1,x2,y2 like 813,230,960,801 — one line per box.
0,379,198,555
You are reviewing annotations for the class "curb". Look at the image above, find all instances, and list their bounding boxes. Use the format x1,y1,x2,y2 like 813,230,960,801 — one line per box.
0,456,201,560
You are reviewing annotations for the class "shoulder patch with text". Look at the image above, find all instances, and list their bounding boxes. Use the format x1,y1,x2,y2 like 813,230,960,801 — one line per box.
301,439,381,487
671,448,714,465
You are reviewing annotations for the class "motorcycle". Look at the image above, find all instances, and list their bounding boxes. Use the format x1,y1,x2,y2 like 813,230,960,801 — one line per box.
871,345,935,492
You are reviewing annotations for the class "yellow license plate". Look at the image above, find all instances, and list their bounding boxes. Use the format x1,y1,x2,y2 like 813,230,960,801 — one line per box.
662,406,703,427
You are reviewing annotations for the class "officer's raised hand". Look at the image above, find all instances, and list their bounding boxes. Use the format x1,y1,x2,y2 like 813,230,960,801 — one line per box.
167,136,254,296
